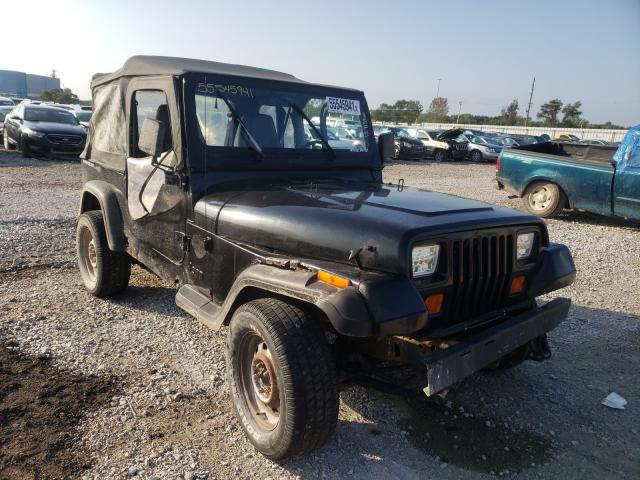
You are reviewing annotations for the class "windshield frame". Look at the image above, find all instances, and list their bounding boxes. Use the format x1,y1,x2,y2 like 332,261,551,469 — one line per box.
184,72,376,172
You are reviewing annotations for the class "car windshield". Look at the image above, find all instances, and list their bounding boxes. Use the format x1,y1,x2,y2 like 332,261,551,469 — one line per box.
193,81,369,153
75,111,92,122
0,107,12,121
393,128,411,138
24,107,79,125
415,129,430,139
0,99,14,106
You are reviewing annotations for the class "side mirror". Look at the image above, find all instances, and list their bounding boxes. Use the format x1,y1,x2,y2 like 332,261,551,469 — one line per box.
138,118,166,158
378,132,395,163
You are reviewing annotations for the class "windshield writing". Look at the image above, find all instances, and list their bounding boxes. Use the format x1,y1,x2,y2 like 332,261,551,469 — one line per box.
194,83,369,153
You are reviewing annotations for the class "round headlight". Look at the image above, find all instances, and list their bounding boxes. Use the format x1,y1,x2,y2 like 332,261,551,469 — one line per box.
412,244,440,277
517,233,535,260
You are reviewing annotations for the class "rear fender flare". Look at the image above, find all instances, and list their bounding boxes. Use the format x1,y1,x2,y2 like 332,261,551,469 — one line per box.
79,180,126,251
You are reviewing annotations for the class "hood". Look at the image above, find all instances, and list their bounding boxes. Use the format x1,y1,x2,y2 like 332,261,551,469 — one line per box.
195,183,542,275
437,128,464,141
23,121,86,135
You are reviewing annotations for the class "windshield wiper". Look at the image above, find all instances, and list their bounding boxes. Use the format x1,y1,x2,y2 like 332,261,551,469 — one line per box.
210,84,264,159
289,102,336,160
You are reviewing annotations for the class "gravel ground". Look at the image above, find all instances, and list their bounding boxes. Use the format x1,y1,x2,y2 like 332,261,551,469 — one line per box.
0,150,638,480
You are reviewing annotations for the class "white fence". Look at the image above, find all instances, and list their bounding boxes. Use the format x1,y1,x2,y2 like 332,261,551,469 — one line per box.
374,122,628,142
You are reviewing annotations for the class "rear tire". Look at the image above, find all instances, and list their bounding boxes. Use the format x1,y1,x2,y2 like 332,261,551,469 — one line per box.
227,298,339,459
522,181,566,218
76,211,131,297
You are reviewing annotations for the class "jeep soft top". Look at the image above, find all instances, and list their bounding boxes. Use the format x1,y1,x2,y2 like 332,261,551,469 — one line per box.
77,56,576,459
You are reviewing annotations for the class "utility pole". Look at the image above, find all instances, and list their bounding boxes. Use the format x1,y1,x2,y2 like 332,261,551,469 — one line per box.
436,78,442,99
524,76,536,132
456,101,462,125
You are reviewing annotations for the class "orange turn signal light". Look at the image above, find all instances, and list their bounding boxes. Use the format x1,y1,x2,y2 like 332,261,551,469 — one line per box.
510,275,526,295
425,293,444,315
317,270,351,289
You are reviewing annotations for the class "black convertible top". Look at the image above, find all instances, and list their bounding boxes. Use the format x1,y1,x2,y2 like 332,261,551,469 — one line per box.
92,55,312,89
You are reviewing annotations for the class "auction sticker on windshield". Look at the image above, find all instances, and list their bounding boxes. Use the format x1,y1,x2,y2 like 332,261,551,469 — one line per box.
326,97,361,116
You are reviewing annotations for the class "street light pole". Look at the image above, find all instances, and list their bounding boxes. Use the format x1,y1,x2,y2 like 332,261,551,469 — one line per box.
457,101,462,125
436,78,442,99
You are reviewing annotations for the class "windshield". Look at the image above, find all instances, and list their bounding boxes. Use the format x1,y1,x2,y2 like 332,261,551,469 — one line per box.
0,99,14,106
24,107,78,125
194,81,369,153
75,111,92,122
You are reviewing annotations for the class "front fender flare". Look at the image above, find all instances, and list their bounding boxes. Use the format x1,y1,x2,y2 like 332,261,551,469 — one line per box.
219,264,428,338
80,180,126,251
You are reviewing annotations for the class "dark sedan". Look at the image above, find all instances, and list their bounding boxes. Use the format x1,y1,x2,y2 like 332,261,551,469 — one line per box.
382,126,426,160
3,104,87,158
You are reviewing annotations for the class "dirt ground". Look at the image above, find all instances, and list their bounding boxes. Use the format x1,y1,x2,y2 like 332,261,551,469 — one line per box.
0,150,638,479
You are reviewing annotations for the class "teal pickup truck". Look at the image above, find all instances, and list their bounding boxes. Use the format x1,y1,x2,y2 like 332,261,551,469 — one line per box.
495,125,640,220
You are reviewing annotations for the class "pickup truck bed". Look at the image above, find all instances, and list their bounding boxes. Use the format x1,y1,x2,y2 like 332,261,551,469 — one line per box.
496,141,640,221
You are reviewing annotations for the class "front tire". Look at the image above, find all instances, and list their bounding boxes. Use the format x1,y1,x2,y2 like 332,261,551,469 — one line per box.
470,149,483,162
76,211,131,297
21,139,31,158
433,149,445,162
227,298,339,460
522,181,566,218
4,133,15,150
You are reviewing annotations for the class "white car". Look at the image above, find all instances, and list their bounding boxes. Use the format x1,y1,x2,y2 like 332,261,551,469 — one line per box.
406,128,455,162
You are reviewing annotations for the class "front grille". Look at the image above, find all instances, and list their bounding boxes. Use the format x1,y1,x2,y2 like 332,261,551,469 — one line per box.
449,233,515,323
46,134,83,145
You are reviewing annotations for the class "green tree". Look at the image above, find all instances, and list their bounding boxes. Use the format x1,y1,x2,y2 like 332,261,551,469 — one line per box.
41,87,79,104
500,99,519,125
561,101,583,127
424,97,449,122
371,99,423,124
537,99,563,127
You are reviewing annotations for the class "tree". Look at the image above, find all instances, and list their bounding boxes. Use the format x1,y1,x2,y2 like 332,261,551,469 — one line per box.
424,97,449,122
41,88,79,104
371,99,423,124
500,99,519,126
537,99,563,127
561,101,583,127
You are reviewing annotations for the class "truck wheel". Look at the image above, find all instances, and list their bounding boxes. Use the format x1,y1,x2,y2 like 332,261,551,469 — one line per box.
522,181,566,218
227,298,339,459
470,150,483,162
433,149,445,162
76,211,131,297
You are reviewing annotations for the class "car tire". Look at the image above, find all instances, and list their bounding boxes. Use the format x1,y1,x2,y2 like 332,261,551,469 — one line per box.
393,143,400,160
522,181,566,218
470,150,483,162
433,149,445,162
4,133,15,151
227,298,339,460
76,210,131,297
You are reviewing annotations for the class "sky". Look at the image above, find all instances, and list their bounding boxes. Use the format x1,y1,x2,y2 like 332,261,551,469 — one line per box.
4,0,639,126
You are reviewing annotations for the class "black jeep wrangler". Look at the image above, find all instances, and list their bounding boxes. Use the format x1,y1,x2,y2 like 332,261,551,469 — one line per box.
77,56,576,460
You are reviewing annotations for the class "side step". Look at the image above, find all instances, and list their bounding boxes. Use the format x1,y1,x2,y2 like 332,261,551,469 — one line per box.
176,284,223,331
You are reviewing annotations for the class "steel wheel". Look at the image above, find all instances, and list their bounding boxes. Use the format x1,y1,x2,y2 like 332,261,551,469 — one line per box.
78,223,98,285
239,331,281,431
527,185,553,211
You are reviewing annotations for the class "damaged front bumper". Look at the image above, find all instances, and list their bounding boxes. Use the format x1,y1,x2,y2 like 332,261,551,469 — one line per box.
416,297,571,395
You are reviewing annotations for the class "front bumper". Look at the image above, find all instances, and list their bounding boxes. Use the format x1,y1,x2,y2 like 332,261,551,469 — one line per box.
422,297,571,395
23,135,85,157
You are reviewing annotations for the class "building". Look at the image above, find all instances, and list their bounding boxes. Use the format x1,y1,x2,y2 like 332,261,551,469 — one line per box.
0,69,61,99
